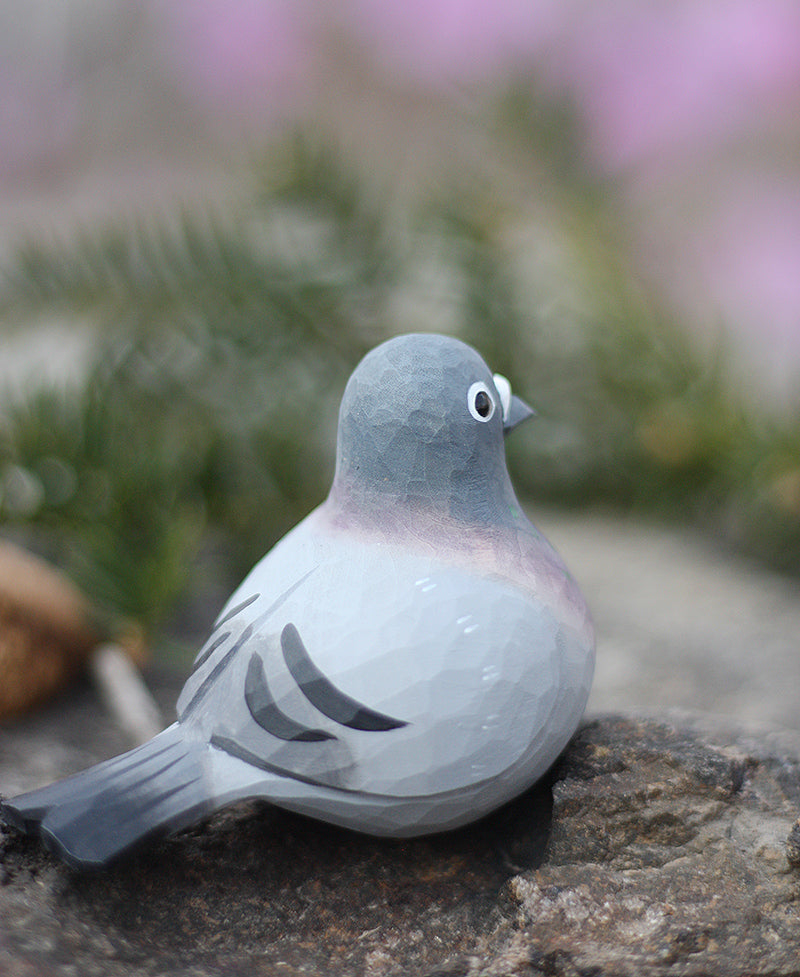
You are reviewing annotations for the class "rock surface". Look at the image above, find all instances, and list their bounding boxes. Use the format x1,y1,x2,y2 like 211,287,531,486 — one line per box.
498,715,800,976
2,685,800,977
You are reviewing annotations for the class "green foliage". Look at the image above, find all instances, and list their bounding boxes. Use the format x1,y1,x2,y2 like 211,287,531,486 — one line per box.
1,140,799,647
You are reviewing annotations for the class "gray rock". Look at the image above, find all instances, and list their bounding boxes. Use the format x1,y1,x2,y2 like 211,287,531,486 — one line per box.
2,700,800,976
787,818,800,868
492,713,800,977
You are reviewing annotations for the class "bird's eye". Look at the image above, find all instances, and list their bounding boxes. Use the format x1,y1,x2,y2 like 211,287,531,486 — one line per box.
467,381,495,422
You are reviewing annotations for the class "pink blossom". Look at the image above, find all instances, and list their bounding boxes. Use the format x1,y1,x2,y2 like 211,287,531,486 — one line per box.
698,180,800,348
153,0,318,124
546,0,800,171
0,68,78,183
339,0,564,88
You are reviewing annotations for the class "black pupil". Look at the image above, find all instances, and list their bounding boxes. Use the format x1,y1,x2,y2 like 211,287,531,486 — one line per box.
474,390,491,417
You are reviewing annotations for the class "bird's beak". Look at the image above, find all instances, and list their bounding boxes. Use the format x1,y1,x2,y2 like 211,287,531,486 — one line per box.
503,394,536,433
493,374,537,434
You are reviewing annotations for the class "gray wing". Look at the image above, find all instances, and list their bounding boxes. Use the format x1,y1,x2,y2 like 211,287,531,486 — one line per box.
177,575,412,793
176,536,582,803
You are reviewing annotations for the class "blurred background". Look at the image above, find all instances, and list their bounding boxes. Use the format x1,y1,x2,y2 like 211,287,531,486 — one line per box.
1,0,799,662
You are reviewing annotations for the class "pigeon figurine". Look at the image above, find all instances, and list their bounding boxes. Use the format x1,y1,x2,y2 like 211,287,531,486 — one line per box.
2,333,594,869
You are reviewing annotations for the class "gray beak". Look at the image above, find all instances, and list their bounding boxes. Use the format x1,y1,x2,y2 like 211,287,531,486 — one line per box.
503,394,536,434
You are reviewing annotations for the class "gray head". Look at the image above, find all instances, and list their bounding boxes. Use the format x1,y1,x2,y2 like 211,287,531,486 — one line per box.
329,333,534,526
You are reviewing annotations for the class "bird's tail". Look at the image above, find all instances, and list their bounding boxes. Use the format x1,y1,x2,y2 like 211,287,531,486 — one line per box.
1,723,213,870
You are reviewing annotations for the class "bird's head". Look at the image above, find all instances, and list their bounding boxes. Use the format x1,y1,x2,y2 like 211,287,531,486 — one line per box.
330,333,534,525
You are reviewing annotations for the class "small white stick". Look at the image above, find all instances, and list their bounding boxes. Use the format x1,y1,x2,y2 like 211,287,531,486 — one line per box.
89,643,165,746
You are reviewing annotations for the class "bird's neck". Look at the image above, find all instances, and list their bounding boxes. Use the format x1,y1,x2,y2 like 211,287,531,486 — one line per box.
326,463,525,536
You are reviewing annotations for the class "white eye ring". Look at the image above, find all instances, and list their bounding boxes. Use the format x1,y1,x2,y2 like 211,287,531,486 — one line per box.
467,381,495,422
492,374,512,423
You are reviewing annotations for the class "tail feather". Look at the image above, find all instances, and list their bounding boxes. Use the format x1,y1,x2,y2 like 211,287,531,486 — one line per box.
3,737,184,828
1,723,214,869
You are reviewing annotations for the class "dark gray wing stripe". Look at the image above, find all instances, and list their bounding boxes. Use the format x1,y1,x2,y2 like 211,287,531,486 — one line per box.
254,566,317,623
245,653,335,743
210,734,359,792
191,631,231,673
180,624,254,719
280,623,407,732
214,593,260,631
189,568,319,679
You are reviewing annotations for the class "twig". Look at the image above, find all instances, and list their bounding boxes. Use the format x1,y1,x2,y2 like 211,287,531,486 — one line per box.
89,643,164,746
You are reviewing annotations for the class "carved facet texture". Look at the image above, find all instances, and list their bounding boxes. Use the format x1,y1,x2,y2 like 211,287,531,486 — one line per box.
2,333,595,868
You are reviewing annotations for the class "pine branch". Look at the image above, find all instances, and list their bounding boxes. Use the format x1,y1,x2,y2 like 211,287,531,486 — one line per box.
1,138,799,650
